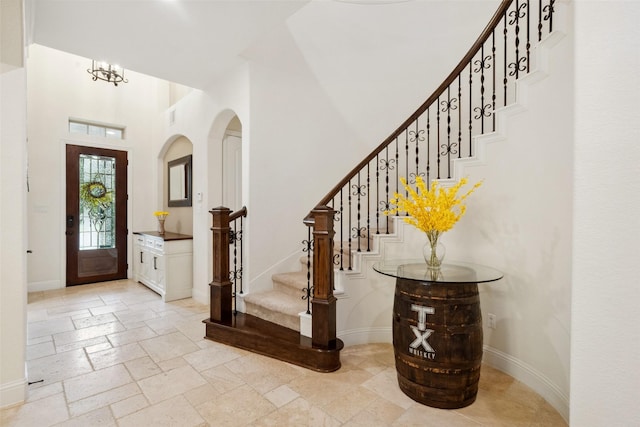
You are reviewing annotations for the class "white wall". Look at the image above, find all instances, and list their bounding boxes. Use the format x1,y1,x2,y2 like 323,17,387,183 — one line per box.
332,12,574,420
0,66,28,408
286,0,500,145
26,44,171,291
243,26,368,289
1,0,27,407
447,23,573,418
570,2,640,426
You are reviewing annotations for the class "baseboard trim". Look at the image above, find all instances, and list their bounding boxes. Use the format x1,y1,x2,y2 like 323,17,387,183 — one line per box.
27,280,62,292
338,326,392,347
191,286,208,305
1,377,26,409
483,345,569,424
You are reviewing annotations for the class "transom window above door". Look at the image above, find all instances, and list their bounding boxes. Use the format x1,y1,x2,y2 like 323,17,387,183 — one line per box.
69,119,125,140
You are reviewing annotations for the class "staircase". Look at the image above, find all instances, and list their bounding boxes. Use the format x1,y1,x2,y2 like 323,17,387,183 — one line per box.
243,228,384,334
244,265,309,332
205,0,560,371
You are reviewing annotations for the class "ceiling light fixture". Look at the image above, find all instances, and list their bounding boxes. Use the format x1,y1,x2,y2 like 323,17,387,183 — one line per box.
88,60,128,86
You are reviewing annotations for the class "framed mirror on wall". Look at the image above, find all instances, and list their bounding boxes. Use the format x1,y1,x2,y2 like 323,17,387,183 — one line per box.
168,154,192,207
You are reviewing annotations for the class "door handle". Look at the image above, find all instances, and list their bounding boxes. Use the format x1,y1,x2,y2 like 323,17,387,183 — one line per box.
65,231,73,236
66,215,74,228
140,251,144,263
153,257,157,270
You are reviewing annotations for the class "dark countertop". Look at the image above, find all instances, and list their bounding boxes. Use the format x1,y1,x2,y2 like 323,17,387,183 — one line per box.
133,231,193,241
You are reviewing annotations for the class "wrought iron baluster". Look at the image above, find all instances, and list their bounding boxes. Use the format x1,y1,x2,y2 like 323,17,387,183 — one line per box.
508,1,528,79
331,198,341,269
446,89,452,177
352,173,365,252
538,0,543,41
339,188,344,270
480,45,486,134
302,229,313,315
408,119,424,185
440,87,456,179
414,119,420,181
375,154,380,236
503,10,508,106
526,0,531,73
404,130,409,199
480,45,493,134
379,147,394,234
492,30,497,131
473,47,492,138
366,163,370,251
426,109,431,185
457,75,462,159
231,219,238,314
511,0,521,80
395,137,399,197
469,60,473,157
238,215,244,295
347,178,352,270
436,96,441,179
543,0,555,34
228,215,245,315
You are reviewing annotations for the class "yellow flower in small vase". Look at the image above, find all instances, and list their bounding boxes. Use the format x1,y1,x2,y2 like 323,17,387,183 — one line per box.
154,211,169,235
385,176,482,269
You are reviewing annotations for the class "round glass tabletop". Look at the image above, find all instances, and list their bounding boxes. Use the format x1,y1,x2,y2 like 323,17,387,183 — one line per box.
372,260,503,284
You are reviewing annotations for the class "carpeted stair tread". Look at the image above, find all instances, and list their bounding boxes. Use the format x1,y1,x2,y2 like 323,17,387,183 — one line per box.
243,289,307,331
272,271,309,294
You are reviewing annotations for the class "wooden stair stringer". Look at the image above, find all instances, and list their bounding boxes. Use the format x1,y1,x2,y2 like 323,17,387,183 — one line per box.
203,313,343,373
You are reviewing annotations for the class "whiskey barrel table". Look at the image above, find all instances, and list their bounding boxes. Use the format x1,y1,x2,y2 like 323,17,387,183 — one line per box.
373,261,503,409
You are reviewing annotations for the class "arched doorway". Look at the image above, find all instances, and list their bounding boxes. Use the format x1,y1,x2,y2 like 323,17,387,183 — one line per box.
222,116,242,212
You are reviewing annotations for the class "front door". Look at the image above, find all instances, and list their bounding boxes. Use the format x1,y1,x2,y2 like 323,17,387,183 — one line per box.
66,144,128,286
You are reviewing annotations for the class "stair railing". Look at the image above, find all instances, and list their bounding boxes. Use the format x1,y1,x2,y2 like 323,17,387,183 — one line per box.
209,206,247,323
304,0,555,342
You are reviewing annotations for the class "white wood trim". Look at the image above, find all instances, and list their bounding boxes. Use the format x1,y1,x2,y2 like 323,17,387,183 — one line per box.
0,377,26,409
483,345,570,424
27,280,62,292
338,326,392,346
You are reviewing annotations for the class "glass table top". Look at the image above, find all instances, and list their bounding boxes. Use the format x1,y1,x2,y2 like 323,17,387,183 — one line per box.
372,260,503,284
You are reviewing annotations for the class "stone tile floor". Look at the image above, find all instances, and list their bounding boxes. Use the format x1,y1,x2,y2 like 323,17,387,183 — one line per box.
1,279,567,426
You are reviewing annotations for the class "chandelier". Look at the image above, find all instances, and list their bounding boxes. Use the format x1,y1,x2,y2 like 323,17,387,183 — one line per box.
87,60,128,86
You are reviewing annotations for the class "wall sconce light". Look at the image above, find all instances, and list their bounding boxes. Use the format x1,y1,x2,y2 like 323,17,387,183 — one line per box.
88,60,128,86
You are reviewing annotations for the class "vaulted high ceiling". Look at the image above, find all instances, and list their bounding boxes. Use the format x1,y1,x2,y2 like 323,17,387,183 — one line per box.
28,0,500,92
28,0,309,89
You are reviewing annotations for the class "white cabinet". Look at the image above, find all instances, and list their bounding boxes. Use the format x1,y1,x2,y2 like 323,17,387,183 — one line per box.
133,232,192,302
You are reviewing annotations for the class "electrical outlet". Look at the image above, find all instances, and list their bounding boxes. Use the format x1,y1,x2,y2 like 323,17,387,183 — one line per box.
488,313,496,329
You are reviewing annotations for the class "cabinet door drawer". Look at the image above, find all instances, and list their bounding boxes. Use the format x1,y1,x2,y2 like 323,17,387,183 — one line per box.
152,239,164,251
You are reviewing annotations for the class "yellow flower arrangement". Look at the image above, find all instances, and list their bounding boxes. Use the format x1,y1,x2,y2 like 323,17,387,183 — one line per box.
385,176,482,267
154,211,169,220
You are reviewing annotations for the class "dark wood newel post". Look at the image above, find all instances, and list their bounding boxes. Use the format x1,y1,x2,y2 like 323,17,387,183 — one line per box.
210,206,232,323
311,205,337,348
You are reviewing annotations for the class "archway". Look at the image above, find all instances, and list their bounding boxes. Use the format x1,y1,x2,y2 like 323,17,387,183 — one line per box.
222,116,242,212
158,134,194,235
206,110,244,292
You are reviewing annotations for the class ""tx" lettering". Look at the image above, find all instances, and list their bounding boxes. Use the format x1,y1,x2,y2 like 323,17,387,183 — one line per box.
409,304,434,352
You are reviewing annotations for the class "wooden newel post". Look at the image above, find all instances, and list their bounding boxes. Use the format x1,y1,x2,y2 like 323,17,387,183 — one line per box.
311,205,337,348
210,206,232,323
